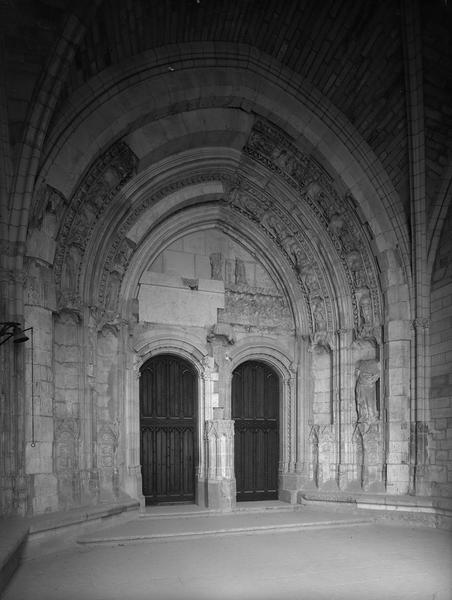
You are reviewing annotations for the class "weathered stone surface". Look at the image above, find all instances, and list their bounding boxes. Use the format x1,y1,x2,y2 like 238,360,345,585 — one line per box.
1,3,450,518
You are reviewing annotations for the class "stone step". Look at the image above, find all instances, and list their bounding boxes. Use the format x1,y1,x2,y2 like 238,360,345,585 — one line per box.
77,506,375,546
139,501,304,520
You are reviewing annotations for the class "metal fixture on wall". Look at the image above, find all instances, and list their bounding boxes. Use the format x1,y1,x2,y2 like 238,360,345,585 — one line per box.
0,322,35,447
0,321,30,345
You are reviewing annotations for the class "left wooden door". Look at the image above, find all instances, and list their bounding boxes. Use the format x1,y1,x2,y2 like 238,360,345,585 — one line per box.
140,355,196,505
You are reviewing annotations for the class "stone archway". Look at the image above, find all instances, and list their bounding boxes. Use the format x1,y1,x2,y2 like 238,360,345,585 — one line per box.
16,47,413,514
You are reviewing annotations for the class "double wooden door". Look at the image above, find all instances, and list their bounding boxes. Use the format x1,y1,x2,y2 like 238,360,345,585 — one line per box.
232,361,279,501
140,355,196,505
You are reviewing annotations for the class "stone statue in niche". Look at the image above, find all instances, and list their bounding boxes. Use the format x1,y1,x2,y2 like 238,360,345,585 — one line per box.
346,250,366,288
355,359,380,426
262,212,285,242
24,260,43,306
358,289,373,337
225,259,234,285
247,130,274,155
63,244,82,291
328,212,345,235
210,252,223,280
311,295,327,332
284,237,308,274
230,188,265,220
302,265,320,295
30,183,66,231
71,211,91,248
105,270,121,312
306,181,321,202
114,238,136,274
234,258,247,285
271,147,296,173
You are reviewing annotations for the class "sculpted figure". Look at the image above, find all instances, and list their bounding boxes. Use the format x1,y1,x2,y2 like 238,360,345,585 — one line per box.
347,249,366,288
328,212,345,235
311,296,326,332
210,252,223,280
248,130,273,155
234,258,247,285
63,244,82,291
302,266,320,294
355,359,380,424
105,270,121,312
358,291,373,336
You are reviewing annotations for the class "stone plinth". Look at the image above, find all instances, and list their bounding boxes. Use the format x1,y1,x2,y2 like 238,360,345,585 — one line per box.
204,419,236,510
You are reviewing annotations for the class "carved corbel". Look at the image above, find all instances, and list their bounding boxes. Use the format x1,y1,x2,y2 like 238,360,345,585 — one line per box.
207,323,236,346
412,317,430,331
55,304,83,324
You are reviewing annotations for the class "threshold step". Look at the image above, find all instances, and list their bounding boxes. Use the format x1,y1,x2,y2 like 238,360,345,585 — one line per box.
78,518,373,546
140,501,304,519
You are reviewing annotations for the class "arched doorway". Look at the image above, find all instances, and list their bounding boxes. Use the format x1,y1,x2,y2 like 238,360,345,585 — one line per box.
140,354,197,505
232,360,280,501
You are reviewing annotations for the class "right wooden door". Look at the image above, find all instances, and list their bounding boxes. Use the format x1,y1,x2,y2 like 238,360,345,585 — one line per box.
232,360,279,501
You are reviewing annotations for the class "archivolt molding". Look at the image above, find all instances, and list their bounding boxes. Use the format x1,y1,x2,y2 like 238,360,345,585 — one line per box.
242,119,383,340
53,116,383,345
53,140,138,310
227,337,295,380
35,43,407,273
131,330,207,377
97,171,231,310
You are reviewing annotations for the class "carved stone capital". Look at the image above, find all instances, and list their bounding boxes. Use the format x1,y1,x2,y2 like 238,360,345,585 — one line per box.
205,419,235,439
412,317,430,330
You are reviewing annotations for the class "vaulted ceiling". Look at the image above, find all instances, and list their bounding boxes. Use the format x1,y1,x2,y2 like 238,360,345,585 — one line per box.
2,0,451,225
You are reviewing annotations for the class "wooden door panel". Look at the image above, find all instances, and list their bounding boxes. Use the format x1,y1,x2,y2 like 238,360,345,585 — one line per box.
232,361,279,501
140,355,196,504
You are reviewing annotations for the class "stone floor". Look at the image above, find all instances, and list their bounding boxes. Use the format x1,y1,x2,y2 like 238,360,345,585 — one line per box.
2,504,452,600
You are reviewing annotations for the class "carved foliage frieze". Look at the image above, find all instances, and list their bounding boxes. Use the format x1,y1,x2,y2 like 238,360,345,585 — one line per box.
54,140,138,308
97,421,119,469
244,118,382,336
225,183,330,333
30,183,67,232
54,418,80,473
222,284,293,329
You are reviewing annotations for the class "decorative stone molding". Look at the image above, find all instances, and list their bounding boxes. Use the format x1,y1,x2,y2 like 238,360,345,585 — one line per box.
207,323,236,345
222,284,293,330
64,135,382,338
412,317,431,330
54,305,82,324
226,182,324,332
243,118,383,334
54,140,138,304
98,171,231,308
24,257,57,310
54,418,80,473
205,419,234,480
97,421,120,469
30,183,67,231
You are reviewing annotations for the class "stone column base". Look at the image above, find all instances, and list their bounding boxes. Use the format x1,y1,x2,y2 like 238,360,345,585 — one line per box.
280,472,307,503
206,478,236,511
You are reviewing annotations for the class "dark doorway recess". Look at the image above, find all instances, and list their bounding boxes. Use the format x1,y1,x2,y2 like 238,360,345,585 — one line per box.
232,360,279,501
140,354,197,505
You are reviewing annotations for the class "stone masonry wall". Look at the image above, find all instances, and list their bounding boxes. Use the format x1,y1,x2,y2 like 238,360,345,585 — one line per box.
430,204,452,498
